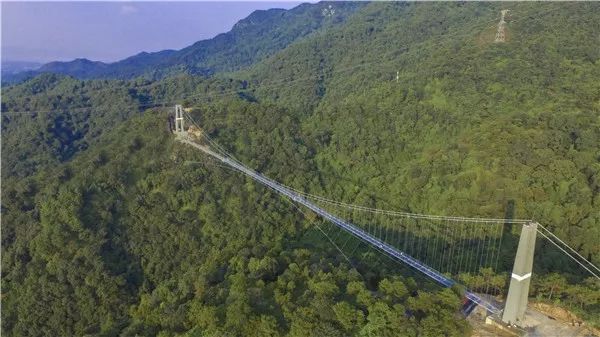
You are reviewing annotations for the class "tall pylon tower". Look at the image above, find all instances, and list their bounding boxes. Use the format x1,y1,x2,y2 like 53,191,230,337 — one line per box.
502,221,538,325
495,10,510,43
175,104,185,133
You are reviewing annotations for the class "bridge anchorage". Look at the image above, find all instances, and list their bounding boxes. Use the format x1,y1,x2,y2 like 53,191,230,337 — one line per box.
171,106,600,330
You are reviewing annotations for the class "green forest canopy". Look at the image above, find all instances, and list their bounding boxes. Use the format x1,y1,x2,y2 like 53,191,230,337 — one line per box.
2,2,599,336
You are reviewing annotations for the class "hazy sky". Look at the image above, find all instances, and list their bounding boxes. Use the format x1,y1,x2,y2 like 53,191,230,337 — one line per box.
1,1,304,63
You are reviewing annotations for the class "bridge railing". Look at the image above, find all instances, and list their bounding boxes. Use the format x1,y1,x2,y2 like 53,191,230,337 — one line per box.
178,137,501,314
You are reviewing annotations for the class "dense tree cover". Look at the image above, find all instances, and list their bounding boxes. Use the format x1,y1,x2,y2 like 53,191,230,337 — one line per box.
2,1,600,336
237,2,600,271
1,73,249,180
2,110,471,336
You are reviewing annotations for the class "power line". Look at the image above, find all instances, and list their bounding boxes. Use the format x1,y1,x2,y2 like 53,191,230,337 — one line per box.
1,58,390,115
3,7,542,117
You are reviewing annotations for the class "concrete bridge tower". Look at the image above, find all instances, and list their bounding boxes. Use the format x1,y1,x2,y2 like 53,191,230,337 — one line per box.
175,104,185,133
502,222,538,325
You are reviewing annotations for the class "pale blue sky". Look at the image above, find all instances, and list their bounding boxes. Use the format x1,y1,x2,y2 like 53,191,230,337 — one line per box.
2,1,304,63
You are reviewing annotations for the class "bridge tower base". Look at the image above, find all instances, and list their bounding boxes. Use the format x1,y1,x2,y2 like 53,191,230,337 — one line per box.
502,222,538,326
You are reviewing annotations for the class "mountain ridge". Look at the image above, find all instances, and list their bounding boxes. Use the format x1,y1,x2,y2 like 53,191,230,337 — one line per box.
2,2,599,336
3,2,366,84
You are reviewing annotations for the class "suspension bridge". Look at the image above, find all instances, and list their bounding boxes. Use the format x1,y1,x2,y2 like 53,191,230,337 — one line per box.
171,105,600,328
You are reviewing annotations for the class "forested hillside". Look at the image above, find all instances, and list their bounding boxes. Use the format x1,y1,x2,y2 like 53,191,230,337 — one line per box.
3,2,365,83
239,1,600,265
2,2,599,336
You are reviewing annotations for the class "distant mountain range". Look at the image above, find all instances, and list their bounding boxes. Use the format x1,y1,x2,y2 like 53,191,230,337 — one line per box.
2,2,366,84
3,2,600,336
1,61,43,75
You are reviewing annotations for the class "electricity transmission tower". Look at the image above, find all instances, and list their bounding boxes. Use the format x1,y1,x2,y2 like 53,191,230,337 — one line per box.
495,10,510,43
